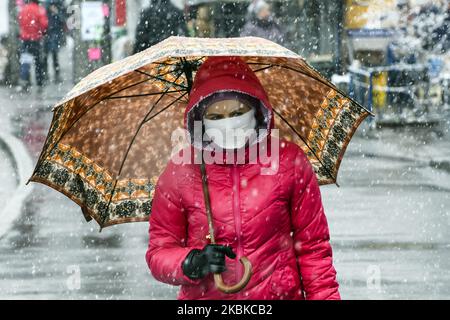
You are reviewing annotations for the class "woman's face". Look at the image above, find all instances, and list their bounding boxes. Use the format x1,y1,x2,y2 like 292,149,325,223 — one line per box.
257,6,271,21
204,99,252,121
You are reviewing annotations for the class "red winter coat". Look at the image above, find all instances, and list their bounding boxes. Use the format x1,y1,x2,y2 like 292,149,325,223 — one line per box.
146,56,340,300
18,3,48,41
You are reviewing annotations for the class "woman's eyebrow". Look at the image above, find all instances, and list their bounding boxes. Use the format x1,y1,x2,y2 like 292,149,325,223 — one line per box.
237,103,251,110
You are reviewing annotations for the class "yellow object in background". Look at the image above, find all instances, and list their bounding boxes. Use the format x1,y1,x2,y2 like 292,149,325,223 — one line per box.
345,0,369,29
345,0,397,29
372,72,387,110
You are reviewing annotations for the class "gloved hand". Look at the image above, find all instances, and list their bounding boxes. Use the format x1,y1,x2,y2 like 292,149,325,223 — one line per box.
182,244,236,280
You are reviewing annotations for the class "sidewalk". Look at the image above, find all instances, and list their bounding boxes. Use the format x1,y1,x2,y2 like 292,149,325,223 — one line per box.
0,144,16,210
0,44,73,238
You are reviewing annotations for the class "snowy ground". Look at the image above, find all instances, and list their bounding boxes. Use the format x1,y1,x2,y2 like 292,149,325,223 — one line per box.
323,127,450,299
0,45,449,299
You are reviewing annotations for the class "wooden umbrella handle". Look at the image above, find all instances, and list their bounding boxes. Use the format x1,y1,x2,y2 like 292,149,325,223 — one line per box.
214,256,253,294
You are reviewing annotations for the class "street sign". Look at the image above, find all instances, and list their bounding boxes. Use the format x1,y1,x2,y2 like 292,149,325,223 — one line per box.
81,1,104,41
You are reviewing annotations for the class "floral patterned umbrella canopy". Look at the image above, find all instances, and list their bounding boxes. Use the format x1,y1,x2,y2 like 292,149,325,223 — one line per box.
28,36,372,229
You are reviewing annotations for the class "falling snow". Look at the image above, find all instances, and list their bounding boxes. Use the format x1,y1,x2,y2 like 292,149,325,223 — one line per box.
0,0,449,300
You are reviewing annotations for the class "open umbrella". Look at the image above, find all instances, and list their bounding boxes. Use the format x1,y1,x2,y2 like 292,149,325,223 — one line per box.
28,36,372,292
29,34,373,226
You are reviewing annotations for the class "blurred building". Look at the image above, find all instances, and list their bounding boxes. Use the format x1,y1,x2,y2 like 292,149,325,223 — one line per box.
108,0,345,77
184,0,345,77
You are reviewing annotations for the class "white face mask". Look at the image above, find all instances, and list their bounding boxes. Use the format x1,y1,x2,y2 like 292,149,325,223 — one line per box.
203,108,257,150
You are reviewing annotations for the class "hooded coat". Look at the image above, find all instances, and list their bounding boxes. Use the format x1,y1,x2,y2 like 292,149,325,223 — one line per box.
146,56,340,300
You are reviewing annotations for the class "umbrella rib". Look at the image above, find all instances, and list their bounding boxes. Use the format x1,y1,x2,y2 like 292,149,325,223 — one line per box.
245,62,272,66
151,58,204,66
105,67,185,99
243,61,372,115
272,108,337,183
271,64,374,116
107,89,185,100
151,56,204,68
101,70,185,226
135,69,188,90
181,56,205,63
53,67,183,137
151,61,178,66
252,65,273,73
120,70,184,169
51,67,181,142
190,56,206,64
32,76,162,178
33,67,184,182
143,91,188,123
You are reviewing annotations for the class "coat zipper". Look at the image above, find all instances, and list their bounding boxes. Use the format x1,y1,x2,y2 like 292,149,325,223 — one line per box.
231,164,243,284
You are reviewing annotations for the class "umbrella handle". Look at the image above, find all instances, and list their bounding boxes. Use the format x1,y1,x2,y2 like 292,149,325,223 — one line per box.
200,161,253,294
214,256,253,294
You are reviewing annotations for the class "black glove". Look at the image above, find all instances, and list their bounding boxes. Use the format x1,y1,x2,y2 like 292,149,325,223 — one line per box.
182,244,236,280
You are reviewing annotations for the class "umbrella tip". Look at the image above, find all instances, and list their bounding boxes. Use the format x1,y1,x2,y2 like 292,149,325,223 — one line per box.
335,181,340,188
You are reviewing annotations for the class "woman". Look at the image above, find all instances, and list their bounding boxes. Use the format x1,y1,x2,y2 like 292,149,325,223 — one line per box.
146,56,340,300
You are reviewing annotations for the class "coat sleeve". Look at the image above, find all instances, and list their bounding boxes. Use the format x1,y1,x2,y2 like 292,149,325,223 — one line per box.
239,23,253,37
145,161,202,286
290,148,340,300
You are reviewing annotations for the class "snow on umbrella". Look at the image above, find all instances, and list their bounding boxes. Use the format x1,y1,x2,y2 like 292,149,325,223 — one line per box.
28,36,372,229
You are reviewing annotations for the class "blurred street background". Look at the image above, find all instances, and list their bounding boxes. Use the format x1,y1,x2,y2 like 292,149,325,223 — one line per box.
0,0,450,299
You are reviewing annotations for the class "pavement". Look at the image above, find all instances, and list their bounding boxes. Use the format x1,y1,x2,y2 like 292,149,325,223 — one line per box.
0,131,34,238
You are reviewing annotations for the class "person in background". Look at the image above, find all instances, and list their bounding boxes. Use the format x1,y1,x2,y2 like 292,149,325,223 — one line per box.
43,0,67,84
240,0,284,45
133,0,188,54
192,5,215,38
17,0,48,93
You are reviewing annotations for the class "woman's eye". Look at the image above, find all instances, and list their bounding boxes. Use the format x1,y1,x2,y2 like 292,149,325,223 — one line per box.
207,114,224,120
230,111,244,117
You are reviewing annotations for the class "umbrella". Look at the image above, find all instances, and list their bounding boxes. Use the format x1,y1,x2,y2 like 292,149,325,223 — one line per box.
28,36,372,292
29,35,372,226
